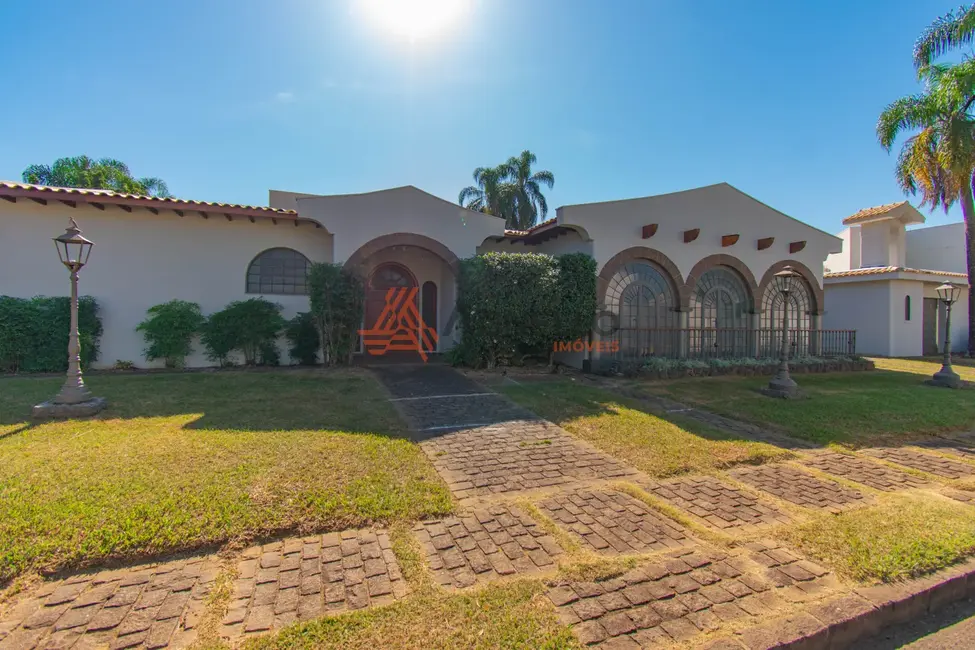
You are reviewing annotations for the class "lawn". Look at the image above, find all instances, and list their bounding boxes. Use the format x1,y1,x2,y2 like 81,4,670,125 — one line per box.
782,493,975,583
639,358,975,445
0,370,452,584
498,380,789,477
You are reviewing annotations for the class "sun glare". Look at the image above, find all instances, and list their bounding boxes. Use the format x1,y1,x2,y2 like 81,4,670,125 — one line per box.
358,0,468,41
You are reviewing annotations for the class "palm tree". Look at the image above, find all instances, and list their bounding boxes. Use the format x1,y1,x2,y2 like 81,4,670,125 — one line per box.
504,150,555,230
21,155,172,197
458,165,517,226
878,62,975,354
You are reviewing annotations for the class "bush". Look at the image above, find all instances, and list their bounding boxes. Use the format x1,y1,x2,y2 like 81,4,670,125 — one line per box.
454,252,598,368
0,295,102,373
308,264,364,366
201,298,285,366
285,312,321,365
136,300,205,368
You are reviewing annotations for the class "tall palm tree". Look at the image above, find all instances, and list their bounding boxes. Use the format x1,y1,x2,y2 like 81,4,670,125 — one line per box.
22,155,172,197
878,62,975,354
504,150,555,230
458,165,517,225
913,5,975,70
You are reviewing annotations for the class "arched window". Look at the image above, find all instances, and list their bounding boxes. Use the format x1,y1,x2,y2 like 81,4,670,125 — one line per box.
689,267,751,330
760,277,812,331
605,261,680,357
905,295,912,321
246,248,311,295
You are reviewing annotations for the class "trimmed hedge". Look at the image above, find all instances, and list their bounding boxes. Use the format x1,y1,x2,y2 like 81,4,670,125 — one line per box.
201,298,285,366
453,252,597,368
606,356,874,379
0,295,102,373
136,300,205,368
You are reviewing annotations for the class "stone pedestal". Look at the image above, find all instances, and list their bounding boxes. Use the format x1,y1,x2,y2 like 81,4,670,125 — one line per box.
33,397,107,419
761,374,805,399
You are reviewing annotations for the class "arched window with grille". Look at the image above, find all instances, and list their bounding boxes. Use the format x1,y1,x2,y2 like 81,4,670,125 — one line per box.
688,267,751,356
760,277,812,331
246,248,311,295
605,261,680,357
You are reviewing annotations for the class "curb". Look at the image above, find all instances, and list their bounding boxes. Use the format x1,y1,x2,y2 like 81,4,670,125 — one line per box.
701,558,975,649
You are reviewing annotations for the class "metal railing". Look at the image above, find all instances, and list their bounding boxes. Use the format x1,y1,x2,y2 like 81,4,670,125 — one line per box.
613,328,856,361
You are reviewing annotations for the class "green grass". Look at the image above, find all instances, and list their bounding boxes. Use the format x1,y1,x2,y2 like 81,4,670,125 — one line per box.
498,381,789,477
246,580,577,650
783,494,975,583
0,370,452,583
640,358,975,445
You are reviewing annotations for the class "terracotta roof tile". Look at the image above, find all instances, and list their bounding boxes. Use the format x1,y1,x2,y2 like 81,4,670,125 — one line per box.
0,181,297,216
841,201,909,225
503,217,558,237
824,266,968,280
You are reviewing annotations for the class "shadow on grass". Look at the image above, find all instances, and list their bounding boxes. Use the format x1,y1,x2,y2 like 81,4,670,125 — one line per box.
0,369,408,437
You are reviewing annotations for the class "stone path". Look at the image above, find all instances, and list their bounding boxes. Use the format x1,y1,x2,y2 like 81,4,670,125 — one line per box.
727,464,867,513
637,476,791,531
863,447,975,479
0,555,219,650
220,530,408,639
801,451,929,492
413,505,563,588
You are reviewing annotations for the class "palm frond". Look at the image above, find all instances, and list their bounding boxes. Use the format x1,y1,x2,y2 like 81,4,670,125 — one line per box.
877,94,941,150
914,6,975,70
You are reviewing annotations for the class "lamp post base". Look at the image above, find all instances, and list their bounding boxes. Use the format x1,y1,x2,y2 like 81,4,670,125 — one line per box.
33,397,107,420
925,367,964,389
761,373,805,399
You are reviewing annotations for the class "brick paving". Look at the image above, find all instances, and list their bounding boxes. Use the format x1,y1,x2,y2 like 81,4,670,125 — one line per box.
413,505,564,588
548,544,834,648
944,489,975,506
727,464,867,512
638,476,791,531
221,530,407,639
421,419,638,499
801,451,929,492
537,489,692,555
914,438,975,462
0,556,219,650
862,447,975,479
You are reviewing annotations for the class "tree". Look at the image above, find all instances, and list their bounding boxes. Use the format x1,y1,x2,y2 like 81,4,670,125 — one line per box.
878,61,975,354
913,5,975,70
458,151,555,230
22,155,172,197
505,150,556,230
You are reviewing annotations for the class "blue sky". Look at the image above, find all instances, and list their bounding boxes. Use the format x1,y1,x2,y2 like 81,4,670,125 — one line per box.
0,0,965,231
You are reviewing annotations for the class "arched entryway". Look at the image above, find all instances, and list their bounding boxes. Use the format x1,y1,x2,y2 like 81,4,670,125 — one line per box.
365,263,418,341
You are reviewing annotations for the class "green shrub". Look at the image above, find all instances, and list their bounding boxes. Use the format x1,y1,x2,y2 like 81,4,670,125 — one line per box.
201,298,284,366
0,295,102,373
136,300,205,368
285,312,321,365
308,264,364,366
454,252,597,368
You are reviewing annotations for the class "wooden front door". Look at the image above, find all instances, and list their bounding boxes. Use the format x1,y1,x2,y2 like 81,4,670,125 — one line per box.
923,297,939,356
363,263,419,359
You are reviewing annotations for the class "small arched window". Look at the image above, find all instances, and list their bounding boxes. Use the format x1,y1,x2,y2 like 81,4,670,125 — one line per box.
246,248,311,295
905,295,912,321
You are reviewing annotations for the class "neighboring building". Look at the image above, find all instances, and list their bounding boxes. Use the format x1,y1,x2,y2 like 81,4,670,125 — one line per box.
0,181,842,368
823,202,969,357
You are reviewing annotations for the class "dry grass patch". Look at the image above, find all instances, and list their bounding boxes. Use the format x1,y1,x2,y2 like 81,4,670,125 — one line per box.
244,580,578,650
781,493,975,583
640,358,975,445
0,370,452,583
498,380,789,477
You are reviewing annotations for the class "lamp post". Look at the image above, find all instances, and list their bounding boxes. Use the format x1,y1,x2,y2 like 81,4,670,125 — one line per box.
928,282,963,389
33,218,106,419
761,266,803,398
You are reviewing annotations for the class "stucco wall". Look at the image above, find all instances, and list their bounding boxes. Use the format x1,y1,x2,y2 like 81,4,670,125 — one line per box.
557,183,841,286
922,283,970,353
888,280,923,357
284,186,504,265
0,201,333,368
859,222,892,268
823,281,891,356
824,227,858,273
907,223,967,274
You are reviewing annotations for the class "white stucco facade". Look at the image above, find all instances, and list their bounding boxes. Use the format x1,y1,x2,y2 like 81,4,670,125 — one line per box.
1,180,844,369
823,203,969,357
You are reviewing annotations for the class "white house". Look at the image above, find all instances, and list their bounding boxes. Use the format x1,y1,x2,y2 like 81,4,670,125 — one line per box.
0,181,842,369
823,202,969,357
